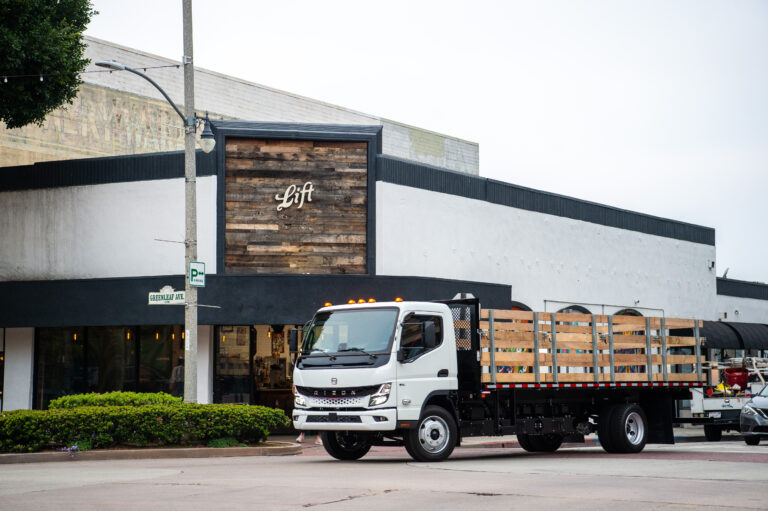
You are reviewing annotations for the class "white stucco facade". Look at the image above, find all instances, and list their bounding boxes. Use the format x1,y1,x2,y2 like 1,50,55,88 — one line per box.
376,182,718,319
0,176,217,281
716,294,768,324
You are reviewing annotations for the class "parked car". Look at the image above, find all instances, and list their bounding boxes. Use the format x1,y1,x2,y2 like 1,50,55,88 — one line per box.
741,384,768,446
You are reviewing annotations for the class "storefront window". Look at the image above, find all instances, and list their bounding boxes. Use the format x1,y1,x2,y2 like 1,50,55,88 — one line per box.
35,327,86,409
34,325,181,409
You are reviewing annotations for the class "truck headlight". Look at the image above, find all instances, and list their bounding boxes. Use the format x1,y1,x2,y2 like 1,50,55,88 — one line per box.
369,383,391,407
294,392,307,407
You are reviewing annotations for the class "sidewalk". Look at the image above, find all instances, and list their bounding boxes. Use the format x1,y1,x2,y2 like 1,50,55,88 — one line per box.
0,441,300,465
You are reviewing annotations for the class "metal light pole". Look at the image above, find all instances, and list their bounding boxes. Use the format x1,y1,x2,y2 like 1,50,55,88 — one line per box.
96,0,214,403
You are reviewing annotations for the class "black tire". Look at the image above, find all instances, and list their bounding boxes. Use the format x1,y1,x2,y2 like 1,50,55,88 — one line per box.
529,434,564,452
321,431,372,461
598,404,620,453
516,433,537,452
744,436,760,446
704,424,722,442
609,403,648,453
404,405,457,462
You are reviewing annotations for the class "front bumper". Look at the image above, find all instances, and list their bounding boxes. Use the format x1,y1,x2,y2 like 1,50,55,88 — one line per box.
740,412,768,437
293,408,398,431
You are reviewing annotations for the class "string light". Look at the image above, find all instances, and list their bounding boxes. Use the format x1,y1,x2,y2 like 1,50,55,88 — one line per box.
0,64,181,83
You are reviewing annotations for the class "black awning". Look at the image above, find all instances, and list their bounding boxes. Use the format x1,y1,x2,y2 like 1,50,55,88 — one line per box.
725,322,768,350
701,321,743,350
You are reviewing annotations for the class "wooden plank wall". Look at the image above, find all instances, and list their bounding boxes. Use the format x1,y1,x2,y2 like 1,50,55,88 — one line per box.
225,138,368,274
480,310,704,383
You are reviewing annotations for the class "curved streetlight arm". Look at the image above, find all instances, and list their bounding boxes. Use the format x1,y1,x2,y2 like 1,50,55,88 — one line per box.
95,60,191,127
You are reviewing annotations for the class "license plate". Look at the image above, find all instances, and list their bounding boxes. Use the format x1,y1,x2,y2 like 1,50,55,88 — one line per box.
708,412,721,418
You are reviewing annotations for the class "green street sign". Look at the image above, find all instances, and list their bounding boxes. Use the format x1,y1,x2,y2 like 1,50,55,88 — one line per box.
189,261,206,287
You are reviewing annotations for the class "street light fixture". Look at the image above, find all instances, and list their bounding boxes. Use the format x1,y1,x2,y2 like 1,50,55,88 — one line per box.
94,60,215,154
96,33,211,403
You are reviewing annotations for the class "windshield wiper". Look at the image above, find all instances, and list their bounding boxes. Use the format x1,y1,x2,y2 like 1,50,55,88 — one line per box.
338,347,378,359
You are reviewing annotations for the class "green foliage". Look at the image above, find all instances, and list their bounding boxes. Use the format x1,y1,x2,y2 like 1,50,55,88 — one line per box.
49,391,182,409
207,437,246,448
0,0,96,129
0,404,290,453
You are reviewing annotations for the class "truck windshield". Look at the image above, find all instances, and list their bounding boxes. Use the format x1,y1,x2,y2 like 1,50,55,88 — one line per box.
302,308,398,355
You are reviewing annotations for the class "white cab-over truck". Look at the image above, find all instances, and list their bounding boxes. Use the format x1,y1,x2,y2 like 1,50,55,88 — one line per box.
290,298,702,461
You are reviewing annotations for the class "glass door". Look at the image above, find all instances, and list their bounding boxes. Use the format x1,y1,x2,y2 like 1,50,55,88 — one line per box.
214,325,252,404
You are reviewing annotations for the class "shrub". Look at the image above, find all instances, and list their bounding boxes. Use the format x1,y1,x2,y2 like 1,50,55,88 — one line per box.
0,404,290,453
49,391,182,409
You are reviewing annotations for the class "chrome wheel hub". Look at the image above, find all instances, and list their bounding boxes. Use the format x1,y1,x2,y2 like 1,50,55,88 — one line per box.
418,415,449,453
624,411,645,445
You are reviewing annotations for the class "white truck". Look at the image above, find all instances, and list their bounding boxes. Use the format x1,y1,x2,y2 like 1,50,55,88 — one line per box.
680,358,768,441
289,298,702,461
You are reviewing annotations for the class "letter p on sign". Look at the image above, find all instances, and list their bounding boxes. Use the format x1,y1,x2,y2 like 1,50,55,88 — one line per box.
189,261,206,287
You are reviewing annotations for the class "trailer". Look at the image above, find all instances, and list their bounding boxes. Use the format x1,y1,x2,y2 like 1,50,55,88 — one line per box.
290,298,705,461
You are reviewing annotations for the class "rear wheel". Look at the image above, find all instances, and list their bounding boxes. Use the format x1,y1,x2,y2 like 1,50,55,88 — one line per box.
516,433,537,452
517,433,563,452
704,424,722,442
321,431,372,460
598,404,619,453
744,436,760,446
610,403,648,453
404,406,457,462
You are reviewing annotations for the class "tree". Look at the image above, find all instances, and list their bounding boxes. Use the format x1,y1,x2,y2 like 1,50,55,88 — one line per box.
0,0,96,129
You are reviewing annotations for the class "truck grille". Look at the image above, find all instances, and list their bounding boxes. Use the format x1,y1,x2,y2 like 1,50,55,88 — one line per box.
306,395,367,407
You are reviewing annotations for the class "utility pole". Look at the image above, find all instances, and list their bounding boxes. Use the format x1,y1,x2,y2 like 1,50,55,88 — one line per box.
182,0,198,403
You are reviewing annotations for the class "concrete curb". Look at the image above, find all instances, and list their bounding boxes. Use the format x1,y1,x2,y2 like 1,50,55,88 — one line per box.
0,442,302,464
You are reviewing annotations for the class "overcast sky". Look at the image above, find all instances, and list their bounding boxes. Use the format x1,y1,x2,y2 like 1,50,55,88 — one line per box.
85,1,768,284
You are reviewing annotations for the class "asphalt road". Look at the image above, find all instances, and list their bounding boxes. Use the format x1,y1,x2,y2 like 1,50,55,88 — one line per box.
1,440,766,510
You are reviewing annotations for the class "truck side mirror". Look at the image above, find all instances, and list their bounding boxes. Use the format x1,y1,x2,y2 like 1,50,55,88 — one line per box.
288,329,299,354
423,321,437,349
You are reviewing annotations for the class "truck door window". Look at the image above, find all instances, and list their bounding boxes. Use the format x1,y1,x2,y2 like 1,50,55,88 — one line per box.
401,314,443,361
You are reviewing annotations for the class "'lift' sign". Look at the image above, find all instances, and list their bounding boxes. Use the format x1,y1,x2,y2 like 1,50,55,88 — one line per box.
275,182,315,211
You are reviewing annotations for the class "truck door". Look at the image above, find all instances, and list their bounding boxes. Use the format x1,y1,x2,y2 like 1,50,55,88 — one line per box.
395,312,456,421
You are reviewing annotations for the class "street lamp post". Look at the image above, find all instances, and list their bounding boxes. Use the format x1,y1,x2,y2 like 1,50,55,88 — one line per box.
96,2,213,403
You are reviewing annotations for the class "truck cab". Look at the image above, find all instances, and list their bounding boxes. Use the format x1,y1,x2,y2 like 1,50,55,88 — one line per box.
291,301,461,461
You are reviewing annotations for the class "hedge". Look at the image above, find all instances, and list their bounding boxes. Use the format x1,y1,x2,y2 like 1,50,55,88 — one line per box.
0,403,290,453
49,391,182,409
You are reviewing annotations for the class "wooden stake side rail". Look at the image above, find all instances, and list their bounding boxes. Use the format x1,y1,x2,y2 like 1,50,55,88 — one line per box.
479,309,704,386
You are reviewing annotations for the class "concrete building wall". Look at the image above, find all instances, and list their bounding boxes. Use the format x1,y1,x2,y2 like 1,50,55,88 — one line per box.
0,176,217,281
715,294,768,324
0,37,479,174
376,182,718,319
2,328,34,411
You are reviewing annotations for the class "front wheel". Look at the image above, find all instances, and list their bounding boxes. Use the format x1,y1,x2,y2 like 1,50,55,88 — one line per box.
744,436,760,446
321,431,372,460
404,405,457,462
704,424,722,442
